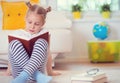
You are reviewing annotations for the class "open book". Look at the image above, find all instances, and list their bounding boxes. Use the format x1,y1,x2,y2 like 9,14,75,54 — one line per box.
8,29,49,56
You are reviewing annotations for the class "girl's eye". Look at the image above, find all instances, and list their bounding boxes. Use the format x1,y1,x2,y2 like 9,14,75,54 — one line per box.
35,23,40,26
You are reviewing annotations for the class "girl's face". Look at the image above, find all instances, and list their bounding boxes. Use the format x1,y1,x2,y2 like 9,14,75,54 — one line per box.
25,12,45,34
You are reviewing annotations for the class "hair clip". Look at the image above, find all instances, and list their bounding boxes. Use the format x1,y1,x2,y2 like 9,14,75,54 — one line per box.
25,2,32,9
46,6,51,13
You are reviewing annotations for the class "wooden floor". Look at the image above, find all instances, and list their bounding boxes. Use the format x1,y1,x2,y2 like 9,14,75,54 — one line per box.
0,61,120,83
54,61,120,70
52,61,120,83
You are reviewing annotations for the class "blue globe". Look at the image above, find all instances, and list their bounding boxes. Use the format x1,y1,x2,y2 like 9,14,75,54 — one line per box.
93,22,109,40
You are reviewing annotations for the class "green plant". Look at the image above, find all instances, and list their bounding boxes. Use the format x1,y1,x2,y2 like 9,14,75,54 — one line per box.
100,4,111,13
72,4,82,12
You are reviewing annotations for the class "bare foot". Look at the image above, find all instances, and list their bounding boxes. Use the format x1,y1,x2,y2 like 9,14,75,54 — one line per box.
48,71,61,76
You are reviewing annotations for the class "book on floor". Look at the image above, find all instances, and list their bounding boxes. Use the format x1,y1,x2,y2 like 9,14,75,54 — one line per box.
71,68,107,82
8,29,49,56
71,77,108,83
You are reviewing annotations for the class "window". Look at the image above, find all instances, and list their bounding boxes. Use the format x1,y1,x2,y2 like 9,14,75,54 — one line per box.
57,0,119,12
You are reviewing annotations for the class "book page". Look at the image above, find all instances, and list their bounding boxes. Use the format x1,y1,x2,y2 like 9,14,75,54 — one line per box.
31,29,48,39
8,29,48,41
8,29,31,40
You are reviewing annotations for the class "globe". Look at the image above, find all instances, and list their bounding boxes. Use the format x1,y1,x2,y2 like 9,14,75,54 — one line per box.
93,22,109,40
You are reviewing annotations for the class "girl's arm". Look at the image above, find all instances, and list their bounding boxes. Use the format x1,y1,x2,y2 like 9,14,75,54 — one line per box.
46,47,61,76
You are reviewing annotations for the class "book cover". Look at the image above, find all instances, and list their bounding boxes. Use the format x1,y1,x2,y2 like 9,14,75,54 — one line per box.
8,30,49,56
71,71,106,82
71,77,108,83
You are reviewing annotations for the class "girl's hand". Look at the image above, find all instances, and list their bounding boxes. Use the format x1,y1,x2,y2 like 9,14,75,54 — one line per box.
48,70,61,76
0,69,12,76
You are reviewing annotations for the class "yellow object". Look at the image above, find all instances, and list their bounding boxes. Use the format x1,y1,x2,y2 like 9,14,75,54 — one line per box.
30,0,39,3
1,1,28,30
102,11,110,19
1,0,39,30
92,53,99,60
106,43,116,54
88,41,120,62
72,11,81,19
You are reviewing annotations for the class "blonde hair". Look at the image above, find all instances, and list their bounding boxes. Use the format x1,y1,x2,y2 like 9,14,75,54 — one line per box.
26,2,51,19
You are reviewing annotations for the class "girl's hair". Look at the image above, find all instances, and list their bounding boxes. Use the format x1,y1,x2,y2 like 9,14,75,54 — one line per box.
26,2,51,19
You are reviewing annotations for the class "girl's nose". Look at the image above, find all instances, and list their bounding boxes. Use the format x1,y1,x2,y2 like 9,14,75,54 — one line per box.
31,24,35,29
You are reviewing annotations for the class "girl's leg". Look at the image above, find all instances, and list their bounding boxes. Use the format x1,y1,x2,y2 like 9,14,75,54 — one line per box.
9,40,29,78
9,40,32,83
23,38,52,83
24,38,48,75
9,39,52,83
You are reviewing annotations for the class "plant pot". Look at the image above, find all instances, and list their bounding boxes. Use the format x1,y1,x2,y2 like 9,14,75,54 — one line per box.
102,11,111,19
72,11,81,19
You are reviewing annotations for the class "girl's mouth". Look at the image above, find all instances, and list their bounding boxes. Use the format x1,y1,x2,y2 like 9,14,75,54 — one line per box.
29,29,34,32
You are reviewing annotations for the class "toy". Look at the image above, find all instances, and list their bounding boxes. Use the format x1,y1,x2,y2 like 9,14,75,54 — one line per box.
1,0,39,30
88,41,120,62
93,22,109,40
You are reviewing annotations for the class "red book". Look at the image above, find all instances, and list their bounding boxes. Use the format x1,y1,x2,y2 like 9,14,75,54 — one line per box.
8,30,49,56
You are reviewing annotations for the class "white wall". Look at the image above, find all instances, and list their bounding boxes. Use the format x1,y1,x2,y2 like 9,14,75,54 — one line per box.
1,2,120,62
62,11,120,62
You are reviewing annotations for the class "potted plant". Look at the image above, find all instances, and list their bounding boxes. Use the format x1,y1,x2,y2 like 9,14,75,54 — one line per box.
72,4,82,19
100,4,111,19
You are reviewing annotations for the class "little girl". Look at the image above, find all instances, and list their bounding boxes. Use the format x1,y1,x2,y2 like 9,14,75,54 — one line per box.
9,2,56,83
2,2,60,77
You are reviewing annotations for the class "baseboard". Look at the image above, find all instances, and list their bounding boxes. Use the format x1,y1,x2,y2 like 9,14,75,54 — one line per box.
55,55,90,63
